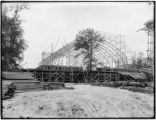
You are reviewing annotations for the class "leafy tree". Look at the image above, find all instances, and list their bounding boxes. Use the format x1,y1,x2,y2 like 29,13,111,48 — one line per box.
136,52,143,69
129,52,147,69
130,54,136,69
2,4,28,71
74,28,103,82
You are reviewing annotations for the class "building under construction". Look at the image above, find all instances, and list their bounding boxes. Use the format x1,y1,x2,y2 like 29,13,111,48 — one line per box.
39,32,128,69
32,31,150,83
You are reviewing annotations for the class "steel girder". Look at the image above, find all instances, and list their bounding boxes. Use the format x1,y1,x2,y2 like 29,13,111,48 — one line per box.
40,33,128,68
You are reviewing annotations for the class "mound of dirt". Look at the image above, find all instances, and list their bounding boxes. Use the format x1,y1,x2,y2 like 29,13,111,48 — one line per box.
2,84,154,118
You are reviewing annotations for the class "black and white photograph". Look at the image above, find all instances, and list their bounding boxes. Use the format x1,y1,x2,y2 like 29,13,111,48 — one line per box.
1,1,155,119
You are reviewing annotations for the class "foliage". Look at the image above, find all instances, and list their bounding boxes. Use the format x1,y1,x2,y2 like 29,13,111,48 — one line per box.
141,19,153,32
2,4,28,71
129,52,147,69
74,28,103,71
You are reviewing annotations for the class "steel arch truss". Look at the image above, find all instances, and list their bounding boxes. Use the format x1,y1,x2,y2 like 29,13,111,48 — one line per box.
40,32,128,69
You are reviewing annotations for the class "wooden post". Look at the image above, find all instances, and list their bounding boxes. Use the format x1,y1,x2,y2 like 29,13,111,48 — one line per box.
85,71,88,83
118,74,120,82
34,70,36,80
78,73,80,83
56,72,58,82
71,71,73,83
83,71,85,83
103,72,105,82
98,72,99,82
110,72,112,82
42,72,44,83
63,72,65,83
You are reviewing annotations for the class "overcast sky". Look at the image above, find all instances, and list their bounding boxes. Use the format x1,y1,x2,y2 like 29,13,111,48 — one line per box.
13,2,154,68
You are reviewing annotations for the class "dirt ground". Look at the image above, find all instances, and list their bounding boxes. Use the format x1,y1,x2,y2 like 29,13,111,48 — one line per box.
2,84,154,118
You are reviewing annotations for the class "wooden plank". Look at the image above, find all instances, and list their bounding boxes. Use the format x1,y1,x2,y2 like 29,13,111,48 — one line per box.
41,82,64,85
13,81,40,84
15,89,43,93
16,86,43,90
2,72,34,80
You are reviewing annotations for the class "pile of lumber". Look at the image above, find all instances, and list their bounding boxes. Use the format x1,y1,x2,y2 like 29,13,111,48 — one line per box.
42,82,65,90
14,80,43,93
91,81,148,88
2,72,43,95
42,82,74,90
120,86,153,94
2,72,34,80
2,81,16,100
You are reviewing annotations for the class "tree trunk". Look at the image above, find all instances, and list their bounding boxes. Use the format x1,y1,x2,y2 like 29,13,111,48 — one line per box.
88,39,93,83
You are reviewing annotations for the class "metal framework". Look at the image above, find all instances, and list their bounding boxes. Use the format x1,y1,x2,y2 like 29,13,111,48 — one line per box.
39,32,128,69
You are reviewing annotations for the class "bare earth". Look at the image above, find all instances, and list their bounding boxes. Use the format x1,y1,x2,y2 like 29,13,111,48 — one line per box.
2,84,154,118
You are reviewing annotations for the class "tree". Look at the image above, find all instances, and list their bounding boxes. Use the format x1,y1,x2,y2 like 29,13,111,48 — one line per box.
74,28,103,82
136,52,145,69
129,52,147,69
130,53,136,69
2,4,28,71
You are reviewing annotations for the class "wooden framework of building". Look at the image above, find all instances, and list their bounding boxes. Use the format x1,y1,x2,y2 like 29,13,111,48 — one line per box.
27,69,147,84
33,31,149,84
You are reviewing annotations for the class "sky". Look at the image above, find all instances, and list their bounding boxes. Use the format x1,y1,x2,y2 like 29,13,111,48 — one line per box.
7,2,153,68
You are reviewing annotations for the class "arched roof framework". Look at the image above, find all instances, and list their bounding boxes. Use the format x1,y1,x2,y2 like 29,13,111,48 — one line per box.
40,32,128,69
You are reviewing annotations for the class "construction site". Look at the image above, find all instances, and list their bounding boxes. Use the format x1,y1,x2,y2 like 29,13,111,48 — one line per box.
2,2,154,119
